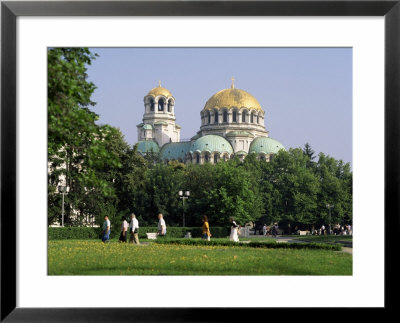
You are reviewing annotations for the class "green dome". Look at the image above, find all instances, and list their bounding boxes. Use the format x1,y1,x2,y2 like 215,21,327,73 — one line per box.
136,140,160,154
160,142,191,160
249,137,285,155
190,135,233,154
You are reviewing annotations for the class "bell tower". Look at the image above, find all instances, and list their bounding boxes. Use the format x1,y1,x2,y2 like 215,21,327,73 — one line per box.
137,81,181,147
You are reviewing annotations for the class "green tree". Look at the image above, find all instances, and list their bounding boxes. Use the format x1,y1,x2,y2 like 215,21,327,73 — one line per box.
303,142,316,170
267,149,319,230
184,160,264,227
314,153,352,228
48,48,121,226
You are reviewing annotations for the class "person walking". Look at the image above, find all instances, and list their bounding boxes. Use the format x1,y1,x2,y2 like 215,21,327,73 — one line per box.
119,216,128,243
201,215,211,241
102,215,111,243
157,213,167,236
129,213,140,245
272,222,278,238
347,224,352,236
229,217,239,242
262,224,267,236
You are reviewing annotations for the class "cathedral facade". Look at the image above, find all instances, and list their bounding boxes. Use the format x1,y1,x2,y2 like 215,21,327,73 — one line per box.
136,79,285,164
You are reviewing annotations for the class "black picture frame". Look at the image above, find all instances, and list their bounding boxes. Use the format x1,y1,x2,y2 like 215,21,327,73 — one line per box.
1,0,399,321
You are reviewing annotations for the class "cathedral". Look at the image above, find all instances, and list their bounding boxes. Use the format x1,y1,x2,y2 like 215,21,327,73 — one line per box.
135,78,285,164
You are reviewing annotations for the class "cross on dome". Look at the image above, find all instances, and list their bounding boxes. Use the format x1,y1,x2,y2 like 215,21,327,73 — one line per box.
231,76,235,89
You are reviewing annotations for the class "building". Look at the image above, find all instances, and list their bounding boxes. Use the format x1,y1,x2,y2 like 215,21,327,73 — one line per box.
136,79,285,164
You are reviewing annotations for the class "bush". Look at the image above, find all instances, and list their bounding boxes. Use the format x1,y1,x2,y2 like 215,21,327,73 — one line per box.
48,226,229,240
154,239,342,251
48,227,102,240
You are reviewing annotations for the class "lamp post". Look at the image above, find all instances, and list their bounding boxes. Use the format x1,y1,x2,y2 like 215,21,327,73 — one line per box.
326,204,334,235
179,190,190,227
58,185,70,227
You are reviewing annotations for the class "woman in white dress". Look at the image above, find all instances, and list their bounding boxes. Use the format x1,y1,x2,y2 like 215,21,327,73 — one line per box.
229,217,239,242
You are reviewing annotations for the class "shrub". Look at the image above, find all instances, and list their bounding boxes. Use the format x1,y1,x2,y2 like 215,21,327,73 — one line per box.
48,227,102,240
48,226,229,240
154,239,342,251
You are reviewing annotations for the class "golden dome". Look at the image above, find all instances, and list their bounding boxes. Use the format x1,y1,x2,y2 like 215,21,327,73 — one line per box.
147,81,173,98
203,85,262,112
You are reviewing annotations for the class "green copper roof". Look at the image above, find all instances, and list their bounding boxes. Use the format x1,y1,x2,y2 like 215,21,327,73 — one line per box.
190,133,201,141
142,124,153,130
236,150,248,155
190,135,233,154
154,121,168,126
136,140,160,154
160,142,192,160
249,137,285,154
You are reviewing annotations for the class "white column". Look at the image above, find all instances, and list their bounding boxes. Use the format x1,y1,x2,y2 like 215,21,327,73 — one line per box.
218,112,222,124
228,112,232,123
163,101,168,114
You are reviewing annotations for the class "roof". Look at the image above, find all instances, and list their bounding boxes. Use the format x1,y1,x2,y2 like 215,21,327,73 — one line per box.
203,88,262,112
154,121,168,126
147,82,173,98
190,135,233,154
142,124,153,130
136,140,160,154
249,137,285,154
160,142,192,160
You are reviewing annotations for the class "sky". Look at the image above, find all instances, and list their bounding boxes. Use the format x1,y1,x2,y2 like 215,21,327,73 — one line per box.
86,48,352,164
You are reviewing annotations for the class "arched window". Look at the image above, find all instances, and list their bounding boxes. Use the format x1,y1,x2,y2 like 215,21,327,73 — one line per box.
214,111,219,123
150,99,155,112
242,111,246,122
257,115,259,124
260,155,265,161
214,154,218,164
168,99,173,112
158,99,164,111
205,154,209,163
207,112,211,124
223,110,228,123
196,154,200,164
250,112,254,123
233,111,237,122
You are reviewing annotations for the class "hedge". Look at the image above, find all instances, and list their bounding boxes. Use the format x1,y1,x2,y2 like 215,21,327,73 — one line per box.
154,239,342,251
48,226,229,240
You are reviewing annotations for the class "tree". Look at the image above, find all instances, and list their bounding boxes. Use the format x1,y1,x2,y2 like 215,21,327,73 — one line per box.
265,149,319,230
314,153,352,227
134,163,185,226
185,160,264,226
48,48,121,226
303,142,316,169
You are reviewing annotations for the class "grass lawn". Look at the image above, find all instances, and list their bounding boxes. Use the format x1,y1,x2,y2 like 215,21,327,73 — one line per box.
48,240,352,275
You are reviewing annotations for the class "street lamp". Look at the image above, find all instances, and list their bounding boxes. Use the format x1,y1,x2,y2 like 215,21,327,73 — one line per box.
326,204,334,235
58,185,70,226
179,190,190,227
